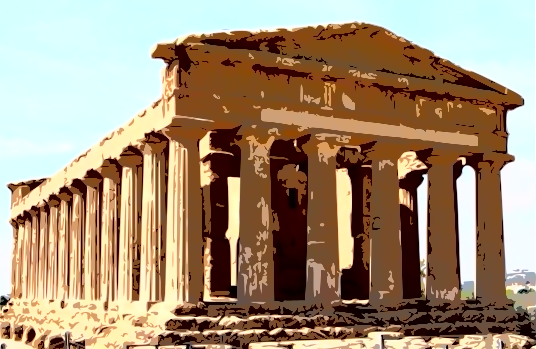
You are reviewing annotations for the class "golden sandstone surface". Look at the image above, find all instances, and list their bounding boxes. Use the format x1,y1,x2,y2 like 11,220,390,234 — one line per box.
2,22,533,349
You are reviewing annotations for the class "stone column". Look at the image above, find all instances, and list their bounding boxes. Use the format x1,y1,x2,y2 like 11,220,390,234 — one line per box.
10,221,18,299
117,148,143,304
472,153,513,305
301,136,341,304
21,215,32,299
100,160,122,304
57,190,71,302
426,151,461,303
140,134,168,303
38,205,49,300
14,220,24,299
202,152,233,298
399,171,424,300
366,144,404,305
341,164,372,301
164,139,186,304
237,129,275,303
68,181,86,301
47,196,60,301
163,127,205,304
82,173,102,302
29,208,40,300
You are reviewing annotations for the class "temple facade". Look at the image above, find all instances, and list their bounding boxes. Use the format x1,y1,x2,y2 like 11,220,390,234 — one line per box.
2,22,531,349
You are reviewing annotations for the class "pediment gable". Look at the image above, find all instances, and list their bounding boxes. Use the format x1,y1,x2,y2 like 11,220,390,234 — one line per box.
152,22,523,109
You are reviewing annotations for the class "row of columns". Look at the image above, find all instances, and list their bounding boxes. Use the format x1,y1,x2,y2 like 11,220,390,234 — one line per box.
9,128,512,307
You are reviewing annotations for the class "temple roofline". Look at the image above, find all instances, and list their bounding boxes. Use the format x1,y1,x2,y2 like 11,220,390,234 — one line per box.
151,22,523,109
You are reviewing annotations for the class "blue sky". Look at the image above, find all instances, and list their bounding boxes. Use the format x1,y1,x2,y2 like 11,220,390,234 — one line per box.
0,0,534,295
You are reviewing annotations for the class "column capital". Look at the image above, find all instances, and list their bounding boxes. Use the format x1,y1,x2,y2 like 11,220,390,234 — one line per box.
82,170,103,188
47,194,61,208
470,152,514,173
337,147,365,169
9,219,18,229
162,125,208,143
118,146,143,168
422,149,463,167
140,132,169,153
67,179,87,197
57,187,73,202
99,159,122,182
28,206,40,217
300,134,341,161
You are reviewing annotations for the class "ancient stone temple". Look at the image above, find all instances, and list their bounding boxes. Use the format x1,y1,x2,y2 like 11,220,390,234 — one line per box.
2,22,534,349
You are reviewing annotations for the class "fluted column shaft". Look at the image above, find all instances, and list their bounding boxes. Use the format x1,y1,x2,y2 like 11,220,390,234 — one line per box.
237,130,275,302
302,137,341,303
473,153,512,304
100,161,122,304
29,209,40,300
22,217,32,299
83,177,102,301
118,151,143,303
140,136,168,303
68,184,85,301
367,145,403,305
15,222,24,298
38,206,49,300
57,193,71,302
426,152,461,302
163,127,206,304
165,139,186,303
10,222,18,299
47,198,60,301
399,172,424,300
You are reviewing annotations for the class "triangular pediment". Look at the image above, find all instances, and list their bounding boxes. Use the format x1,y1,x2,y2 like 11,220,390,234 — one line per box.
152,22,522,109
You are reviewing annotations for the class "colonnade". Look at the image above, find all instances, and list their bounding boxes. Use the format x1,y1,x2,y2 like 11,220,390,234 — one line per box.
8,127,512,309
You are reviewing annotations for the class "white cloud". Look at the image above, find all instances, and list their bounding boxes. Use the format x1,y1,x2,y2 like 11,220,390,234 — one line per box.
0,137,73,159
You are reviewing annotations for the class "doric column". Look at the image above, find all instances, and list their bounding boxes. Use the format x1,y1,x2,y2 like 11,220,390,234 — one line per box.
68,181,86,301
22,215,32,299
163,127,205,304
426,151,461,303
82,172,102,302
117,147,143,303
342,164,371,301
57,190,72,302
29,208,40,300
9,221,19,299
302,136,341,304
399,171,425,300
100,160,122,304
47,196,60,301
38,205,49,300
472,153,513,305
140,134,168,303
236,128,275,303
14,220,25,299
366,144,404,305
201,152,233,298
